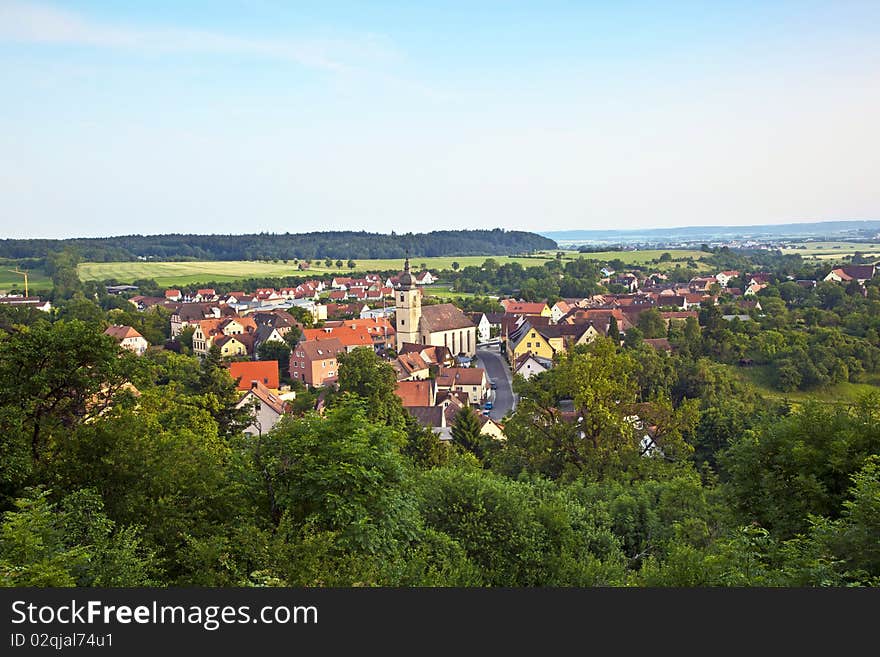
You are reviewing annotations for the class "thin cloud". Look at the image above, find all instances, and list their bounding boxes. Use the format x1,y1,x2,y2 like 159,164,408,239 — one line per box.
0,0,393,72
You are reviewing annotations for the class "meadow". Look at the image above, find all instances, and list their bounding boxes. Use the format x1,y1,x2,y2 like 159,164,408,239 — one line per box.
729,364,880,405
779,241,880,261
0,266,52,294
77,249,709,286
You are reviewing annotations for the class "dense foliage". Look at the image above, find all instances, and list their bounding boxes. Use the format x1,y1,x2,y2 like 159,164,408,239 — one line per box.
0,229,556,262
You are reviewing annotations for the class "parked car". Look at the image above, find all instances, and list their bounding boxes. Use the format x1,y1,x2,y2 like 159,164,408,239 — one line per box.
490,380,498,390
484,401,493,410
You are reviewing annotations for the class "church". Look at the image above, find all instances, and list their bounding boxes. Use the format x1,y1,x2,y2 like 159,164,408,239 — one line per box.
395,257,477,356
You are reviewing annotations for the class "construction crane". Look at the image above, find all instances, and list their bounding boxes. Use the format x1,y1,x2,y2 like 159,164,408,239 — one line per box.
7,269,29,297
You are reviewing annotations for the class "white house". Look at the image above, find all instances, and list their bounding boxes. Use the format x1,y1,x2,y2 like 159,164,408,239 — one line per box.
104,325,149,355
513,353,551,380
236,381,288,436
473,313,493,343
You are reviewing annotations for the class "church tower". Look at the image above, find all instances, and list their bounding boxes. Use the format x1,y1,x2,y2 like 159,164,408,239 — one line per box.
395,256,421,350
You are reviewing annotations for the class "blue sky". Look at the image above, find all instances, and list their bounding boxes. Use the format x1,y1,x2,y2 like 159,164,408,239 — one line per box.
1,0,878,238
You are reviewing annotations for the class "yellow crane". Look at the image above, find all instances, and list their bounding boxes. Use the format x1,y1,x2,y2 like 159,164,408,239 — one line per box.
7,269,29,297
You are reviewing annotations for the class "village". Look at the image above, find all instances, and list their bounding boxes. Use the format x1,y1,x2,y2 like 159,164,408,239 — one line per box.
4,256,866,447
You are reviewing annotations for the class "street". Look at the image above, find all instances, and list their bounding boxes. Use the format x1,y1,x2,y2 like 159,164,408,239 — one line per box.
476,346,515,420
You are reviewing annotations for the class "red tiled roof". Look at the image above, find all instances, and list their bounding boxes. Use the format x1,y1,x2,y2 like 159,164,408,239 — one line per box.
395,380,434,407
228,361,279,391
104,325,143,341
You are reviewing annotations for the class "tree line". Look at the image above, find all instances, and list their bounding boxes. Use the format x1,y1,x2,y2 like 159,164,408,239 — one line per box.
0,229,556,262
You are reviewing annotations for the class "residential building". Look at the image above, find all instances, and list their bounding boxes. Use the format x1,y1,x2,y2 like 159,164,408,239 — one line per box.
435,367,489,405
513,353,552,380
236,381,289,436
824,264,876,284
289,338,345,387
104,325,149,355
395,379,437,407
228,360,279,392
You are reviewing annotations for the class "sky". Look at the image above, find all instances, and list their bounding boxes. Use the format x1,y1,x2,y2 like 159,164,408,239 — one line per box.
1,0,879,239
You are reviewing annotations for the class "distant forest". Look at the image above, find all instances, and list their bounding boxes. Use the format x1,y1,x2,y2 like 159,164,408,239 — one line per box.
0,230,557,262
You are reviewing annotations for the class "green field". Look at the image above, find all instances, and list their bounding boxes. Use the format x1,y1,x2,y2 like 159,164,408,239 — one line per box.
730,364,880,404
78,249,709,286
0,267,52,294
779,241,880,261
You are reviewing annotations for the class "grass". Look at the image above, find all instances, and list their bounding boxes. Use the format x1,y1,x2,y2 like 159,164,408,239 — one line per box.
77,249,709,286
779,241,880,262
728,364,880,404
0,266,52,294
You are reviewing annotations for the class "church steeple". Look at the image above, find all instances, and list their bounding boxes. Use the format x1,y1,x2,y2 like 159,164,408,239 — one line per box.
399,252,414,290
396,253,420,349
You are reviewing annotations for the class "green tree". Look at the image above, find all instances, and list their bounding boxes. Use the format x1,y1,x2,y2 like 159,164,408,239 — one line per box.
257,339,292,381
451,406,484,459
607,315,620,344
336,348,407,428
638,308,667,339
252,400,418,556
0,488,155,586
347,259,356,269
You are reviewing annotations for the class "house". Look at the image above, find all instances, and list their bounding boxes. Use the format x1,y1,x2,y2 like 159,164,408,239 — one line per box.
397,343,454,368
507,320,556,362
228,360,279,391
250,309,301,338
610,274,639,292
744,282,766,296
104,325,148,355
715,271,740,288
550,301,574,324
468,312,504,343
164,289,182,302
395,379,437,407
824,264,876,284
253,325,286,354
469,312,493,343
500,299,551,318
170,302,223,337
395,258,476,356
302,324,381,353
212,334,251,358
393,352,431,381
478,416,506,441
194,288,217,302
513,353,552,380
360,305,396,320
435,367,489,405
236,381,289,436
414,271,436,285
127,295,166,312
289,338,345,387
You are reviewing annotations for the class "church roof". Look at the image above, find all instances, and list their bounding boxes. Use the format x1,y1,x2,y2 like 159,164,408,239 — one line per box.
399,256,414,289
419,303,475,333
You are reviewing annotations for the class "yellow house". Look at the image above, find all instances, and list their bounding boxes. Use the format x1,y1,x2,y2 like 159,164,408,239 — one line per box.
508,322,555,362
213,335,249,358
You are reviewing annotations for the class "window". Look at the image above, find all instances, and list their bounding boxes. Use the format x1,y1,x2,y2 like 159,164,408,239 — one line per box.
527,342,532,348
293,372,298,378
322,361,325,367
400,294,404,302
401,319,405,325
